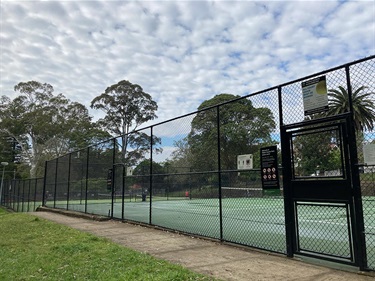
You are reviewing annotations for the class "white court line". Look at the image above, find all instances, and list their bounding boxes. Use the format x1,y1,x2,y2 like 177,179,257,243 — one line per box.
299,218,375,230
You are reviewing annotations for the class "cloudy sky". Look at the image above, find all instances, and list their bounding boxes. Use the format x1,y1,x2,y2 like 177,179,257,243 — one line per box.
1,0,374,127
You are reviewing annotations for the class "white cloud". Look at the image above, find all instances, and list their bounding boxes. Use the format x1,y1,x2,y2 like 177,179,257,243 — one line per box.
0,0,374,129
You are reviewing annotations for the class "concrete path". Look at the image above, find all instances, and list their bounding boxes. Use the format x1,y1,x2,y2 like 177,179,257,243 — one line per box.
32,210,374,281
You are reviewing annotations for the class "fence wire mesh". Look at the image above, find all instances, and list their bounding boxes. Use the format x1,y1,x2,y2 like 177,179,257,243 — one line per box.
1,178,43,212
350,58,375,270
3,56,374,270
295,202,353,259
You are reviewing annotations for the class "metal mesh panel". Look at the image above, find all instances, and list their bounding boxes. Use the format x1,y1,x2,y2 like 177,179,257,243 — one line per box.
151,110,220,238
282,68,347,125
291,126,346,178
221,170,286,253
67,149,88,213
362,167,375,270
1,179,12,209
218,92,285,253
1,178,43,212
5,56,373,270
35,178,44,210
150,113,196,167
295,202,352,260
349,58,375,270
45,159,57,207
25,180,32,212
118,128,152,223
11,180,21,211
86,139,114,216
152,172,221,238
54,154,70,209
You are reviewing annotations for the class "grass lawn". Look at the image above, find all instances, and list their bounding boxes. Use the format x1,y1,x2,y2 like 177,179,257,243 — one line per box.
0,208,218,281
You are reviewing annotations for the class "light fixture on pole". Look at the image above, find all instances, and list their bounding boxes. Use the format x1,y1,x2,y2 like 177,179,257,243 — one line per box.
0,162,9,205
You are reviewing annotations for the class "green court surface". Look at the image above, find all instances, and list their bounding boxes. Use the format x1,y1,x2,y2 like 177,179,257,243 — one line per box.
49,196,375,268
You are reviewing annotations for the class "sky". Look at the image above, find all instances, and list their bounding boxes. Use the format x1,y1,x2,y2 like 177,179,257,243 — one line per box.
1,0,374,123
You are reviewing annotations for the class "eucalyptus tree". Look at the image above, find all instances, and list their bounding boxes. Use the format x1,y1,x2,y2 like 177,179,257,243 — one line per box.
91,80,160,166
0,81,108,177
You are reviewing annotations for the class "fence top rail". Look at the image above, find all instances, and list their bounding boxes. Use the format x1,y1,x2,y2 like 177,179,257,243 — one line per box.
45,55,375,163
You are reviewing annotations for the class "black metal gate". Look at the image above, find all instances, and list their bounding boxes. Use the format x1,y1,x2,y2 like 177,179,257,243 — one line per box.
281,113,367,268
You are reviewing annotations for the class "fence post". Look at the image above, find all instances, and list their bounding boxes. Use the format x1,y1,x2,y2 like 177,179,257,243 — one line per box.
21,180,25,212
34,178,37,211
280,124,294,258
279,83,295,258
27,179,31,212
85,147,90,213
54,158,58,208
122,164,125,220
67,153,72,211
111,138,116,219
217,106,223,241
149,127,153,225
345,65,367,270
16,180,20,211
42,161,48,206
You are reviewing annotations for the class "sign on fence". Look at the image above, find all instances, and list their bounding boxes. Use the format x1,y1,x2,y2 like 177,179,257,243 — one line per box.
302,76,329,116
260,146,280,189
237,154,253,170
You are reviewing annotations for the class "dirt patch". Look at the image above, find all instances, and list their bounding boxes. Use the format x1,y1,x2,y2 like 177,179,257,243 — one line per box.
32,210,374,281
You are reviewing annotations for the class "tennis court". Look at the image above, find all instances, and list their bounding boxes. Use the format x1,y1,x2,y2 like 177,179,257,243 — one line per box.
52,195,375,267
3,56,372,272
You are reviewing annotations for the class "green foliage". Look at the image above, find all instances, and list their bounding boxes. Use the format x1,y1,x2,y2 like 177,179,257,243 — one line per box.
327,86,375,132
187,94,276,171
0,81,110,178
292,129,342,176
91,80,160,166
117,132,162,167
295,85,375,175
133,159,165,175
0,212,217,281
91,80,158,136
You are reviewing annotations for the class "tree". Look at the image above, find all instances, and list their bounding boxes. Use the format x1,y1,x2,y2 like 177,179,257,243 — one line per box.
327,86,375,132
91,80,160,166
0,81,108,177
186,94,276,171
133,159,165,175
292,130,342,176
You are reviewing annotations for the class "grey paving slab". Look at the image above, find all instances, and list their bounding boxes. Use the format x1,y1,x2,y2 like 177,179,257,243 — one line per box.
31,210,374,281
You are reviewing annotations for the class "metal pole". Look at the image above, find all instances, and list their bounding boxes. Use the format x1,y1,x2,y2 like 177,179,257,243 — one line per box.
149,127,153,225
42,161,48,206
345,66,367,270
53,158,58,208
122,165,125,220
85,147,90,213
278,85,295,258
27,179,31,212
111,138,116,219
0,162,9,205
67,153,72,210
217,106,223,242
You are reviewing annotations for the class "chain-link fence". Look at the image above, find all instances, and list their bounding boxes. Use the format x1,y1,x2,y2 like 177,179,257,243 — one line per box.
1,178,44,212
2,55,374,271
347,58,375,271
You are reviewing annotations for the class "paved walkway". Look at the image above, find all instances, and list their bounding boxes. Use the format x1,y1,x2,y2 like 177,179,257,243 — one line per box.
32,209,374,281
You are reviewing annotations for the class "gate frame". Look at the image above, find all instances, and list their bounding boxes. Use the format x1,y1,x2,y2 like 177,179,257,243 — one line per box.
280,112,367,270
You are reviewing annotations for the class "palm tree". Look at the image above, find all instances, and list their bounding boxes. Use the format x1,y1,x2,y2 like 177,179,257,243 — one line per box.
327,86,375,132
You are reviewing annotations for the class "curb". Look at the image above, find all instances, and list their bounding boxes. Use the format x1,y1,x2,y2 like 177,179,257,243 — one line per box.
36,206,110,221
